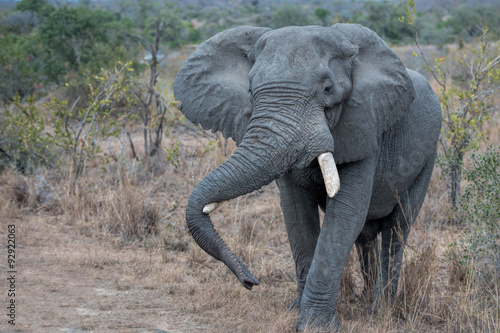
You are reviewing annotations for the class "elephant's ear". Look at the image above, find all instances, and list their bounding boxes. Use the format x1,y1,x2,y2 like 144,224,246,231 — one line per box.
330,24,416,164
174,26,271,145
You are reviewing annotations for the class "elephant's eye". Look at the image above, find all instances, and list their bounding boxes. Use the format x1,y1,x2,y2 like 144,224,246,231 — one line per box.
323,83,333,95
322,79,334,95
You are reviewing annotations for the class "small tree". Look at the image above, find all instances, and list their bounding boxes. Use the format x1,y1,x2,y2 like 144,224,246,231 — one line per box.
127,12,183,157
405,1,500,207
47,63,134,180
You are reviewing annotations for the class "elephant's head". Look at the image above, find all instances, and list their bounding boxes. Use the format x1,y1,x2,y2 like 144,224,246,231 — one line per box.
174,24,415,290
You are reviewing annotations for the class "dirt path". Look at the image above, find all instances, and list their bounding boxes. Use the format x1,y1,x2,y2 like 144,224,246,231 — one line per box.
0,214,223,333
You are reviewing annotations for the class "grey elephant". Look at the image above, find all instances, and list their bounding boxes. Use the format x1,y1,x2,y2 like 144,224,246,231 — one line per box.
174,24,441,331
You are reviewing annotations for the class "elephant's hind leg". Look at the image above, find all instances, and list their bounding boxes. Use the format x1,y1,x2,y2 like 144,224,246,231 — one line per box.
355,221,381,303
374,159,436,311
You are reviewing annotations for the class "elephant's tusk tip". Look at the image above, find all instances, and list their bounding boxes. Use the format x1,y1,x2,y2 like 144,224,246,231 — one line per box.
318,152,341,198
326,183,340,198
203,202,223,214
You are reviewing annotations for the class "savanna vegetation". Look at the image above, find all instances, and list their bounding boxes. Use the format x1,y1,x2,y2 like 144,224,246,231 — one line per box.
0,0,498,332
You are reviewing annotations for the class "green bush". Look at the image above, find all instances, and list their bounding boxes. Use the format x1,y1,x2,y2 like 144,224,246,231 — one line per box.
271,4,321,29
0,32,45,102
448,146,500,281
39,7,133,83
0,95,57,173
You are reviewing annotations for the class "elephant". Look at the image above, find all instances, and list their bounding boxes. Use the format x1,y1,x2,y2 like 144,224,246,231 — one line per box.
173,24,442,331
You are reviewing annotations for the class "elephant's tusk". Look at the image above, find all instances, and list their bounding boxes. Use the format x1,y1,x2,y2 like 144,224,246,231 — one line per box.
203,201,224,214
318,152,340,198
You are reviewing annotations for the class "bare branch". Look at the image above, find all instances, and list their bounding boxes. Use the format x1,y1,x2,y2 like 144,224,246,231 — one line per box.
409,23,446,89
125,33,153,49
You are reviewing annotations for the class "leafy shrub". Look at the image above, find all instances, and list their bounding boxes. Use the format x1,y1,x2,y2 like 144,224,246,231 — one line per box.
0,63,135,178
39,6,133,83
0,95,57,173
0,32,44,102
448,146,500,282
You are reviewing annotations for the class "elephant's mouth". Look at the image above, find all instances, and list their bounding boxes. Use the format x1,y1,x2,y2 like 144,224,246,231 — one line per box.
203,152,340,214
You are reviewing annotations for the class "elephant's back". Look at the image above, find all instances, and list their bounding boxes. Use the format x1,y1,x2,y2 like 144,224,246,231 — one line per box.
406,69,442,137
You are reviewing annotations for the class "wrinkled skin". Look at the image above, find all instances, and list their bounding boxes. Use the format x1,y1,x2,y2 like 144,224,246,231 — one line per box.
174,24,442,331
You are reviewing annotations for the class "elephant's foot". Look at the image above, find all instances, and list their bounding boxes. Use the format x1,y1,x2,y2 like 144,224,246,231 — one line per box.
369,293,383,314
289,287,304,311
295,311,340,332
370,291,395,314
368,302,378,315
356,287,377,311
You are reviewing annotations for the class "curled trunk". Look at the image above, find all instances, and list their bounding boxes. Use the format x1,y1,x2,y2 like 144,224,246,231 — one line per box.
186,144,283,289
186,102,336,289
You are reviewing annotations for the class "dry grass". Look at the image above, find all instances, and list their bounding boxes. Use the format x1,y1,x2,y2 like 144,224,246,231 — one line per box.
1,126,498,333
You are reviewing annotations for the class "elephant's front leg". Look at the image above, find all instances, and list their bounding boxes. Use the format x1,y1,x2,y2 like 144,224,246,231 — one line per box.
276,173,321,310
297,158,377,331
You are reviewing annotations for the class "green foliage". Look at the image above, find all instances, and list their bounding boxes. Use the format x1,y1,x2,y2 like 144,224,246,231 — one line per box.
314,8,330,26
462,147,500,251
15,0,52,15
185,21,202,44
355,0,413,45
1,95,57,173
39,6,133,83
0,63,136,178
140,8,185,47
398,2,500,47
448,146,500,280
366,0,500,46
0,32,44,102
414,12,455,46
117,0,187,48
165,143,180,168
446,4,500,40
0,3,136,101
271,4,321,29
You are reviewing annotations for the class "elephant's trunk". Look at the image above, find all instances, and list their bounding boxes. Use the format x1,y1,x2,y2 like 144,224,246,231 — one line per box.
186,139,284,289
186,94,336,289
